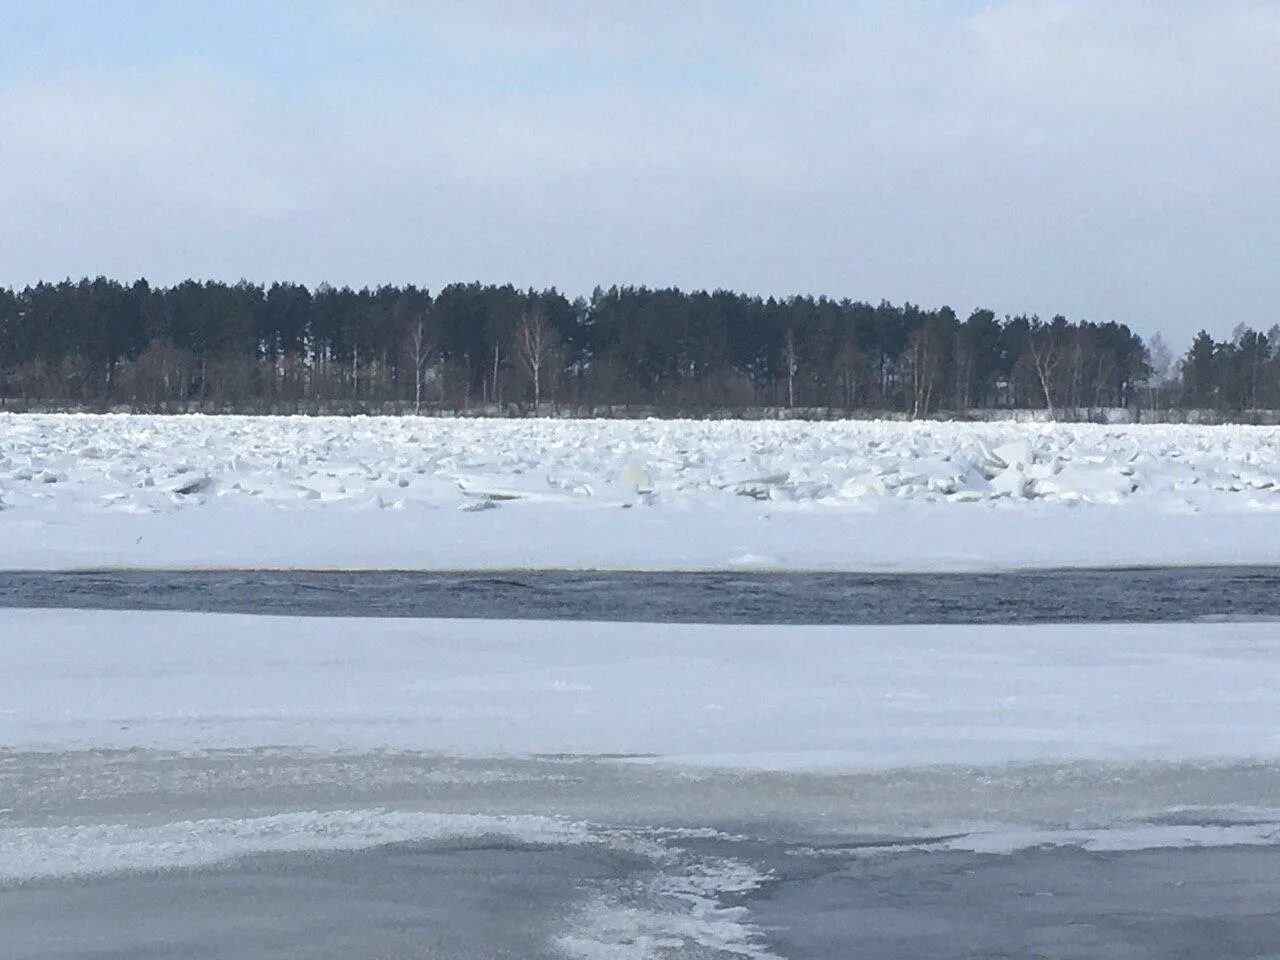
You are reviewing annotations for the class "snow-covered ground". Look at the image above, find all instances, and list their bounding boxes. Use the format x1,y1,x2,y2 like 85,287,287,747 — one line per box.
7,609,1280,768
2,413,1280,570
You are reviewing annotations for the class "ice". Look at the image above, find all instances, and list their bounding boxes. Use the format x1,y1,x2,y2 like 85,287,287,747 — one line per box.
0,809,591,883
2,414,1280,570
2,805,778,959
7,607,1278,954
5,609,1280,771
931,821,1280,856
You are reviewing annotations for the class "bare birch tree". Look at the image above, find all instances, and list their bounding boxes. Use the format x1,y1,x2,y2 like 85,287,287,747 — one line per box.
404,314,434,414
514,309,559,409
783,328,798,408
1027,316,1065,416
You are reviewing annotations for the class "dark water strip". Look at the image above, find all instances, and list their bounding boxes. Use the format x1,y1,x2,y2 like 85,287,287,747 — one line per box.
2,567,1279,623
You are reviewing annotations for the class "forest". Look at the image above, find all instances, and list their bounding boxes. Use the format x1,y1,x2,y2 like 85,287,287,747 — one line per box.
0,277,1272,416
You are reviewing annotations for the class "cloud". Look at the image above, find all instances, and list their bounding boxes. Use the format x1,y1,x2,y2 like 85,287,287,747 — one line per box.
0,1,1276,341
0,67,312,218
967,1,1280,112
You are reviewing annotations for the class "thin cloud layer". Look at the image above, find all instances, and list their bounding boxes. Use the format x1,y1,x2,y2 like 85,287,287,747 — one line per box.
1,1,1276,340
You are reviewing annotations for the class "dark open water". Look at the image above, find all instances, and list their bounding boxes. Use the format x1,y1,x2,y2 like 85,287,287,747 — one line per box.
3,566,1280,623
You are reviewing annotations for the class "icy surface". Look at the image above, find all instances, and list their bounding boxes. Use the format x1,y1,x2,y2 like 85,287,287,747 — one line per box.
0,809,591,883
8,609,1280,956
2,413,1280,570
6,609,1280,769
1,806,778,958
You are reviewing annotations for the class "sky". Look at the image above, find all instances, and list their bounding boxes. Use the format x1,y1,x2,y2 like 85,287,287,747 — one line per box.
1,1,1277,344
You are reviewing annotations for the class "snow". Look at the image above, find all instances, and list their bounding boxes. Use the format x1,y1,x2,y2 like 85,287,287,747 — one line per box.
2,413,1280,570
6,609,1280,770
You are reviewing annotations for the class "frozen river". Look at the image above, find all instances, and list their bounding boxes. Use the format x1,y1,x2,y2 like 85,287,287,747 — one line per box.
13,835,1280,959
8,749,1280,959
4,568,1280,957
6,415,1280,572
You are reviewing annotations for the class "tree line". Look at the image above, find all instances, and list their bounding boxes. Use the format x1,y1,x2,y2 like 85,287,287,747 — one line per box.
0,277,1269,415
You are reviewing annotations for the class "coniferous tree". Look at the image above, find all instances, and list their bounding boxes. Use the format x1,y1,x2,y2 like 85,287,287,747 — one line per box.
0,274,1266,419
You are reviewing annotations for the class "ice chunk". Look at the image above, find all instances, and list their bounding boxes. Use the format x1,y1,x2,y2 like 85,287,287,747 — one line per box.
620,463,653,493
990,439,1035,469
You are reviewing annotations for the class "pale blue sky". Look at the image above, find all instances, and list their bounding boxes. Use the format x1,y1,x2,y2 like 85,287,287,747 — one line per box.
2,1,1277,342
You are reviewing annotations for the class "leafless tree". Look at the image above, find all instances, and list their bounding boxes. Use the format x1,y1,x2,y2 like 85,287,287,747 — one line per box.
514,309,560,408
907,322,940,419
783,328,798,408
1027,317,1066,416
405,314,434,413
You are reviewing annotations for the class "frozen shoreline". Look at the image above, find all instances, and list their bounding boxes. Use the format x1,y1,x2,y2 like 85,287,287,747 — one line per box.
3,414,1280,571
